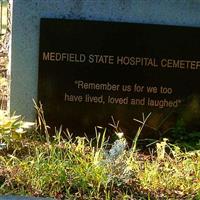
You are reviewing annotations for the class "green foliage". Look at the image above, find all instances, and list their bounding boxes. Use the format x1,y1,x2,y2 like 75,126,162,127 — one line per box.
171,119,200,150
0,111,199,199
135,139,200,199
0,111,34,151
0,113,23,144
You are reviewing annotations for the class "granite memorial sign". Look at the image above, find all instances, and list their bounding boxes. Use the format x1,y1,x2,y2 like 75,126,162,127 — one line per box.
38,18,200,139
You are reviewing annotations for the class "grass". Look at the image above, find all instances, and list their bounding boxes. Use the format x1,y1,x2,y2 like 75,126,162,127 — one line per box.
0,107,199,199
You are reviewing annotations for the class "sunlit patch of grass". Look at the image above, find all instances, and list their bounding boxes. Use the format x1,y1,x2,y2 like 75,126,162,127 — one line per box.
0,108,199,199
127,140,200,199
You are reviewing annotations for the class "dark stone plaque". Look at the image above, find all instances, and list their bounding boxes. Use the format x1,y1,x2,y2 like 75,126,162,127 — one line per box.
38,19,200,140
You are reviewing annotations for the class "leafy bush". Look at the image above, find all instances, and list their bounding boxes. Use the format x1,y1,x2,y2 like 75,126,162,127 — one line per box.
171,119,200,150
0,111,34,150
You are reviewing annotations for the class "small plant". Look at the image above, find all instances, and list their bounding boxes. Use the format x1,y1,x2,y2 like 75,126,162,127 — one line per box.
0,112,34,148
156,138,168,160
132,112,151,153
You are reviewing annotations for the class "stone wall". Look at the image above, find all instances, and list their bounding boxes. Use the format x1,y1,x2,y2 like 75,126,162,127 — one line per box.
10,0,200,120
